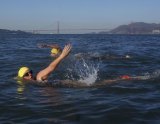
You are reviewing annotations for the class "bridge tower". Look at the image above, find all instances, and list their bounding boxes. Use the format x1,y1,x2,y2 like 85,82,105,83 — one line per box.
57,21,60,34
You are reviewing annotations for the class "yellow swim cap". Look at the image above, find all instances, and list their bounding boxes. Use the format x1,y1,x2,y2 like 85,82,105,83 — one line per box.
18,67,30,78
51,48,59,54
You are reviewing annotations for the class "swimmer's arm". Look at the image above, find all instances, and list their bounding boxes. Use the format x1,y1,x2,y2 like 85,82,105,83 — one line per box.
36,44,72,81
37,43,60,49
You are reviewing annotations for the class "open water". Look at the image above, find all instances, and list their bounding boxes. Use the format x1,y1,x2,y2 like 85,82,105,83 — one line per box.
0,34,160,123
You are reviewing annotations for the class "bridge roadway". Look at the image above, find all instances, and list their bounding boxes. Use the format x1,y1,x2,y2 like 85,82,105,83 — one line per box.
22,28,111,34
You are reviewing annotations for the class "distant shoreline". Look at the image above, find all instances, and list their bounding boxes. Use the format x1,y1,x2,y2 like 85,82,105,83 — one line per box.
1,22,160,35
99,22,160,34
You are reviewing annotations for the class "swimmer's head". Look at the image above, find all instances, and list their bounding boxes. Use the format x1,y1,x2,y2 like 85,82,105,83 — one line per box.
51,48,61,57
18,66,33,80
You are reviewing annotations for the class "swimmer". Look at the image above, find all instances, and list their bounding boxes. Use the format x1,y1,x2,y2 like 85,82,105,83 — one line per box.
74,53,132,60
98,74,147,85
18,44,72,82
38,43,62,58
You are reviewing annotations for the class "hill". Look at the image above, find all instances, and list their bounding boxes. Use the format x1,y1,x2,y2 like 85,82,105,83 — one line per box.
109,22,160,34
0,29,31,35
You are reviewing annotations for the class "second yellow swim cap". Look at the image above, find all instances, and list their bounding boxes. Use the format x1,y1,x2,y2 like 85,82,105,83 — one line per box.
51,48,59,54
18,67,30,78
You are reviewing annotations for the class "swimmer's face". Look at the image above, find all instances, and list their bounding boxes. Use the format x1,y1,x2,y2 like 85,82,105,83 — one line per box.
50,53,60,58
23,70,33,80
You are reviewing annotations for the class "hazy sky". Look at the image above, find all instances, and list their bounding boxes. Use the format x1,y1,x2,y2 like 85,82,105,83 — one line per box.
0,0,160,33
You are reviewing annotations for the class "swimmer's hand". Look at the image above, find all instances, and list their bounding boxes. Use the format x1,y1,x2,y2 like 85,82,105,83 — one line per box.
59,44,72,59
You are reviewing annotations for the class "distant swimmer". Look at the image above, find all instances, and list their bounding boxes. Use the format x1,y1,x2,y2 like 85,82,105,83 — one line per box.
74,53,131,60
17,44,71,82
38,43,62,58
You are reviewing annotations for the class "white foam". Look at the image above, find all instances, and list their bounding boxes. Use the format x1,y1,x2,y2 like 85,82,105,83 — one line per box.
65,58,100,85
140,70,160,80
76,58,99,85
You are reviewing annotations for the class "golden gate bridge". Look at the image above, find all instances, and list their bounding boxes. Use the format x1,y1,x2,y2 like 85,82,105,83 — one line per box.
22,21,111,34
23,28,111,34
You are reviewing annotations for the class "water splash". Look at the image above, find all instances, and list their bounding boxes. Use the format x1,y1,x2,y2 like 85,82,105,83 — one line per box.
75,58,99,85
148,70,160,79
139,70,160,80
65,68,75,81
65,58,100,85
